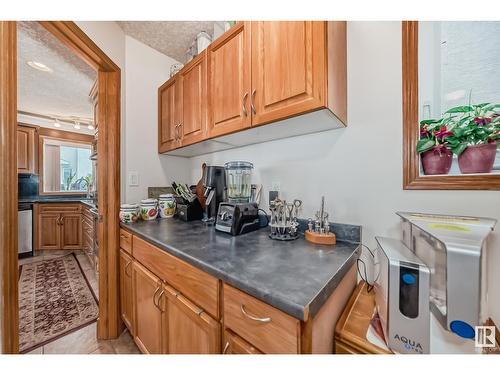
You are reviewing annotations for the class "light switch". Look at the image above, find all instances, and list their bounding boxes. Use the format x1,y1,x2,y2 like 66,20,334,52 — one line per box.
128,171,139,186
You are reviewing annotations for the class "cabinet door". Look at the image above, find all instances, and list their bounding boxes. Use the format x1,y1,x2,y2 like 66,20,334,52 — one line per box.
60,213,82,250
250,21,326,126
158,76,181,153
133,262,163,354
207,22,251,138
17,125,36,174
223,329,262,354
37,213,60,250
119,249,134,334
179,51,207,147
163,285,220,354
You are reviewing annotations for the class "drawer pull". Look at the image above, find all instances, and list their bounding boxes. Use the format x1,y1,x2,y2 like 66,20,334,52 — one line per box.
120,234,128,240
240,305,271,323
222,342,230,354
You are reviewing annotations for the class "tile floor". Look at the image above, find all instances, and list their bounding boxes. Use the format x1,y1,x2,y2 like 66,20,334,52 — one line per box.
20,250,141,354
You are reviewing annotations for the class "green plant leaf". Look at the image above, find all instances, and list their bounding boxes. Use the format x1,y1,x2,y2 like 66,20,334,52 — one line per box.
416,139,435,154
451,143,468,156
420,119,440,125
446,106,473,114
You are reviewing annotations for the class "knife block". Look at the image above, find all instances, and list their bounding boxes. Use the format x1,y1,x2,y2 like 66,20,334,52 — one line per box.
305,230,336,245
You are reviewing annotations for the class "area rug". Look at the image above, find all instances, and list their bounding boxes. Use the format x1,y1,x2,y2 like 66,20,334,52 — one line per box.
19,253,98,353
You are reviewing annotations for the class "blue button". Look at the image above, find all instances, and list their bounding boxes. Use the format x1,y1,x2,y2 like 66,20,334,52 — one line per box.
402,273,416,285
450,320,475,340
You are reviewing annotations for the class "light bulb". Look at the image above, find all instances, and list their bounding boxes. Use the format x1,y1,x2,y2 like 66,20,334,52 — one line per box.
53,120,61,128
87,124,95,130
74,122,81,130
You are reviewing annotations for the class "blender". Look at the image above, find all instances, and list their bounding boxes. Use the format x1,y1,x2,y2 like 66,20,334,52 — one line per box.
215,161,261,235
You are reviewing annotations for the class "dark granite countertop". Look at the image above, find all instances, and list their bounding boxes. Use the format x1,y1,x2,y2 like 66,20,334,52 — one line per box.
19,195,97,209
121,218,361,321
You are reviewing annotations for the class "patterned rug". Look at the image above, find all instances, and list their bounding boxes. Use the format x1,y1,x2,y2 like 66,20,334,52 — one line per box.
19,253,99,353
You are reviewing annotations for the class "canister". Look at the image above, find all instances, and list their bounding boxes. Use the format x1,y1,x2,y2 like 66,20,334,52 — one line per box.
119,204,139,224
140,199,158,221
158,194,176,218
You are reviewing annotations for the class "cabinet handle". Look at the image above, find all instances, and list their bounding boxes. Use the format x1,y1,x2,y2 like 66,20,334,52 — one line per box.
152,285,161,309
125,260,132,277
240,305,271,323
178,124,183,141
157,290,166,313
250,89,256,115
120,234,128,240
222,342,230,354
242,92,248,116
57,214,63,226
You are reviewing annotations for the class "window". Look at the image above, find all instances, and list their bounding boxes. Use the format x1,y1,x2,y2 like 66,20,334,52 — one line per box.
418,21,500,176
42,137,93,193
403,21,500,190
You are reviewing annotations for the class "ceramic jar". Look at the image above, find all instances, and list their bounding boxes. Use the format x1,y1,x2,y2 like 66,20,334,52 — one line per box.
140,199,158,221
158,194,176,218
119,204,139,224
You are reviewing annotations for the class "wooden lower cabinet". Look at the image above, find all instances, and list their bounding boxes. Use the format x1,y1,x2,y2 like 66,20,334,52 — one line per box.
132,261,164,354
163,285,220,354
119,249,134,334
121,229,356,355
60,213,82,249
37,212,61,250
223,329,262,354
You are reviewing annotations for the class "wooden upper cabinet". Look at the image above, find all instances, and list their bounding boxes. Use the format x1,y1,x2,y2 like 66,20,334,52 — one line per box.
158,76,181,153
250,21,327,126
179,51,207,146
17,125,36,174
119,249,134,334
207,21,251,138
132,261,164,354
163,285,220,354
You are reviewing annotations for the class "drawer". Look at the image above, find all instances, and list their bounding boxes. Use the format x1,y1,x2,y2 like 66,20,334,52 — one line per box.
38,203,81,213
119,229,132,254
223,283,300,354
132,235,219,318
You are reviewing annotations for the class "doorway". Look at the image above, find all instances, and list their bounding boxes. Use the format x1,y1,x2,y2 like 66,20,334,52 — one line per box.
0,21,121,353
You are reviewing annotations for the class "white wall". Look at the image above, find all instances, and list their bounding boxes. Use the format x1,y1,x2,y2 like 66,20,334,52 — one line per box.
189,22,500,325
124,36,191,203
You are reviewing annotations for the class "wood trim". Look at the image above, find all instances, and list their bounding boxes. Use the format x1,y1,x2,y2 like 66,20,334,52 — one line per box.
37,129,93,196
38,21,119,73
95,70,122,339
402,21,500,190
0,21,19,354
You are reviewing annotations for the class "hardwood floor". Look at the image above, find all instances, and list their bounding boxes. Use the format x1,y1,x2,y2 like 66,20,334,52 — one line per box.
19,250,140,355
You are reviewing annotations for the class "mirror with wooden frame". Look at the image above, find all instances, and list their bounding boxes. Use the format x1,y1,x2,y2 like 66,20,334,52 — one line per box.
403,21,500,190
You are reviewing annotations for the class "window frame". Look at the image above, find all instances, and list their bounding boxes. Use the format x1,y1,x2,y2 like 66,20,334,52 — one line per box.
37,127,94,195
402,21,500,190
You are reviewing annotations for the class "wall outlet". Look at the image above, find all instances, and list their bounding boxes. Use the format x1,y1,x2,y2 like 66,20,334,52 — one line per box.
271,181,281,191
128,171,139,187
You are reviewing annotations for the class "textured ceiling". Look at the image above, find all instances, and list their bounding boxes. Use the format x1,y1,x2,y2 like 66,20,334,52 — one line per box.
17,21,96,122
117,21,217,63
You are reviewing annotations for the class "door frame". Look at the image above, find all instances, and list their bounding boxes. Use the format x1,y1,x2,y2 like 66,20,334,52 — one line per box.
0,21,122,353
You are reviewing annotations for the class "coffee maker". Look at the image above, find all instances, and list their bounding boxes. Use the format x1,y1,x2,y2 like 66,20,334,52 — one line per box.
202,165,226,223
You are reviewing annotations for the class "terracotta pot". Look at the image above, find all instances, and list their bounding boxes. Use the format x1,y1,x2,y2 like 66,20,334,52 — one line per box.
458,142,498,174
421,148,453,175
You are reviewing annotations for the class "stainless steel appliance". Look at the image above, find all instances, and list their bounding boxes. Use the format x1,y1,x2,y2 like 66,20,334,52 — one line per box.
201,165,226,223
215,202,260,235
18,202,34,258
397,212,496,340
374,236,431,354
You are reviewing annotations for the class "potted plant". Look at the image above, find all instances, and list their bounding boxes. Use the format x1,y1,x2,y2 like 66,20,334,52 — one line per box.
417,120,454,175
444,103,500,174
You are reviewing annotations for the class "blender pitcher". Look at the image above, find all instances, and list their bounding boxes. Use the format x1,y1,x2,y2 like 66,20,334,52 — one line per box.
224,161,253,203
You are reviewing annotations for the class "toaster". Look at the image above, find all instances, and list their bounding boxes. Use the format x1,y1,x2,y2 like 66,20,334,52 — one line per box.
374,236,431,354
215,202,261,236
